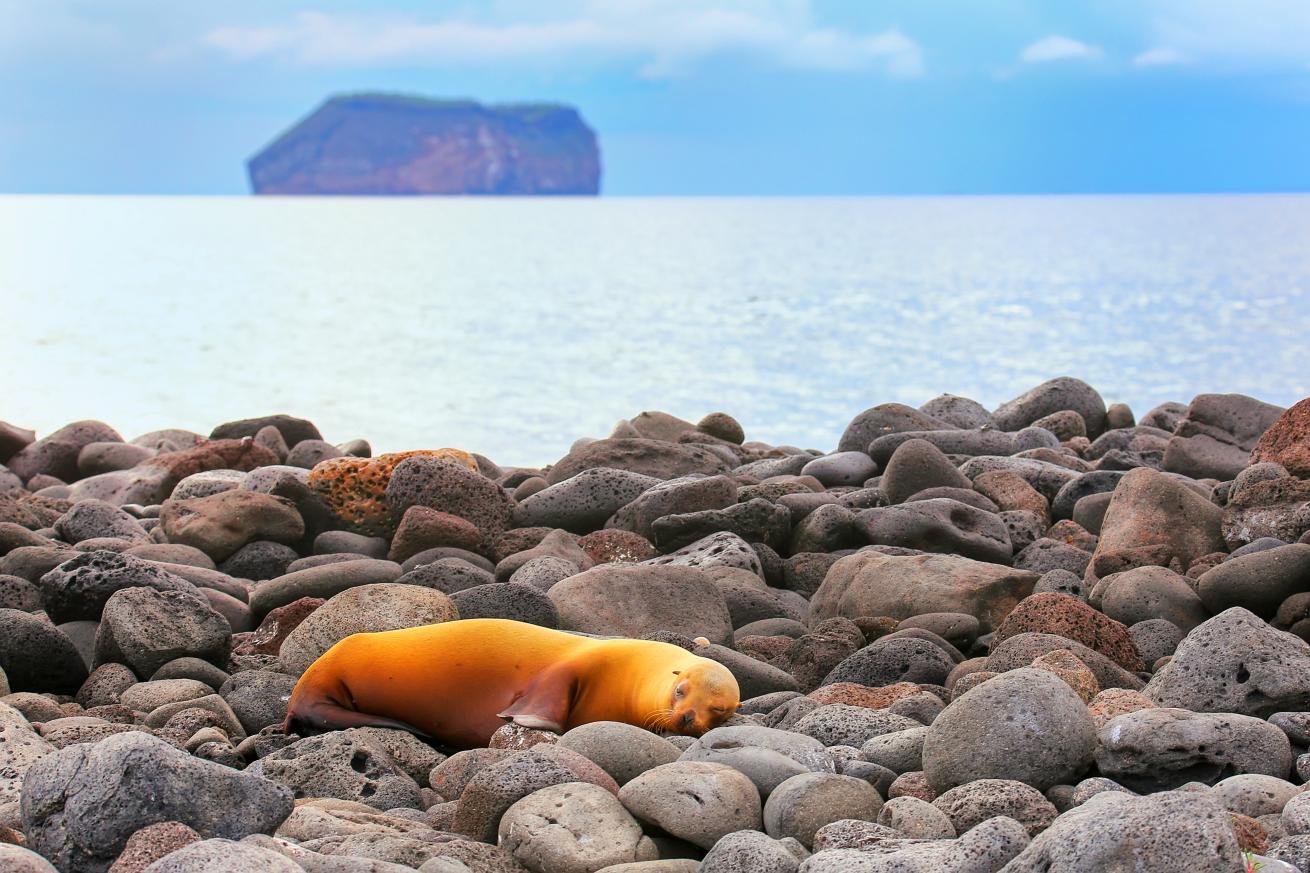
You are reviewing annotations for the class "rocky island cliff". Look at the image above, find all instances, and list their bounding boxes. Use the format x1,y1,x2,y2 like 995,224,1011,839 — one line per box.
247,93,601,196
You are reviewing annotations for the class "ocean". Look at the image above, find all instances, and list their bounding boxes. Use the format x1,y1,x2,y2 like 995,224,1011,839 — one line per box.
3,194,1308,467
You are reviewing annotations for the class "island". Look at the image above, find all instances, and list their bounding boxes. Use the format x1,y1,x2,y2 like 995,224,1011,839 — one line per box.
247,93,601,196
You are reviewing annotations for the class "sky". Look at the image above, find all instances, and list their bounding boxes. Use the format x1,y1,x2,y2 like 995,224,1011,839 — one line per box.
3,1,1310,195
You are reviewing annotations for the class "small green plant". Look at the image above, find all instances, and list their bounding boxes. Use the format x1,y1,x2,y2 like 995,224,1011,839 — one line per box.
1243,849,1263,872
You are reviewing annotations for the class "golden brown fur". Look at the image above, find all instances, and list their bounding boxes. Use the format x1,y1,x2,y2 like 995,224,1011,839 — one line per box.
285,618,740,748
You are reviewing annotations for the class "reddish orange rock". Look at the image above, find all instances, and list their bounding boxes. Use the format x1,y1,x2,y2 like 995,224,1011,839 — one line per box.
232,596,324,656
1046,519,1098,552
809,681,922,709
1030,649,1100,703
737,635,796,664
308,449,477,535
1087,687,1155,729
107,822,200,873
994,592,1144,672
145,438,278,483
1251,397,1310,478
388,506,483,563
1229,812,1268,854
888,771,937,802
577,529,657,564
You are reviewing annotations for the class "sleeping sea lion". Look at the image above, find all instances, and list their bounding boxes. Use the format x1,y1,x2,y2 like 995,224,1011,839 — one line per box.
284,617,741,748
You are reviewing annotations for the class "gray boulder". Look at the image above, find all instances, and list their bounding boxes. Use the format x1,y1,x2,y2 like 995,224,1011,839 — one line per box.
1144,607,1310,717
497,781,657,872
278,583,458,674
20,731,291,873
922,667,1095,792
548,564,733,644
94,587,231,677
1002,789,1243,871
38,550,198,623
1095,707,1293,791
246,730,422,811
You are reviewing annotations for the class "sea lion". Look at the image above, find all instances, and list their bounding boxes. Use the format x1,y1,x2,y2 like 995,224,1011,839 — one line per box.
284,617,741,748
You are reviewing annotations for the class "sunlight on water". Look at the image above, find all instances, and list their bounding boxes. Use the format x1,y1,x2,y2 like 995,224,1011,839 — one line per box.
3,195,1308,466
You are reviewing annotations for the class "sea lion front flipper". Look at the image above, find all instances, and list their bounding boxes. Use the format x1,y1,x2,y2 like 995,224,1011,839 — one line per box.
497,664,577,732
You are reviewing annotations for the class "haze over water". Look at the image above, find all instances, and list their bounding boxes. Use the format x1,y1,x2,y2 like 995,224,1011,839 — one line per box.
4,194,1308,467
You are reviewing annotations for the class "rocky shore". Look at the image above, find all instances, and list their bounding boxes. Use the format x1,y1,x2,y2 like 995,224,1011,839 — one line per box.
2,378,1310,872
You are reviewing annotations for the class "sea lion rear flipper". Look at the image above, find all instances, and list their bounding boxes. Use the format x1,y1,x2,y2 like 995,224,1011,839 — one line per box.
289,699,434,740
497,664,576,732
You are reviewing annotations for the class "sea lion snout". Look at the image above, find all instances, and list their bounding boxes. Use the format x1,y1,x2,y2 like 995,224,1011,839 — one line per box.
667,660,741,736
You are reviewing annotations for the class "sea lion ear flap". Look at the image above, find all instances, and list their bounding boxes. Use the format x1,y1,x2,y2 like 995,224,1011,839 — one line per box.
497,664,576,733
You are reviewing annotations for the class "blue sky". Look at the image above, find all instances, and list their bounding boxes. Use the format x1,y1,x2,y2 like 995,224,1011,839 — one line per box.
3,1,1310,195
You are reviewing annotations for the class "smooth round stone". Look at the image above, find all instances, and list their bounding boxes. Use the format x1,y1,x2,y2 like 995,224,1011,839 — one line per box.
313,531,388,559
618,761,763,849
498,781,657,873
800,453,878,488
0,845,58,872
699,830,801,873
286,439,344,469
860,727,928,775
172,470,247,501
680,725,833,800
877,795,956,839
557,721,682,786
119,679,213,712
397,558,496,594
248,559,402,619
922,667,1095,792
1209,774,1302,818
449,583,559,628
763,772,883,848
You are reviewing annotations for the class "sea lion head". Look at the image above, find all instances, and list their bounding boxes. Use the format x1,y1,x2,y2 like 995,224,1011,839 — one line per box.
666,659,741,736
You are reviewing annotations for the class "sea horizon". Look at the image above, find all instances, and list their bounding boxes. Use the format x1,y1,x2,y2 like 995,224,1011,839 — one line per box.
6,193,1309,466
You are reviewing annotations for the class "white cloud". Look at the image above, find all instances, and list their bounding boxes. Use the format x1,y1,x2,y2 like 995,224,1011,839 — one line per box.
1133,47,1187,67
1146,0,1310,68
199,3,923,80
1019,35,1103,64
